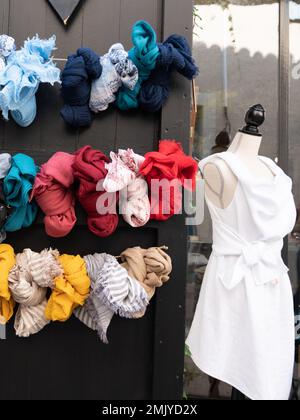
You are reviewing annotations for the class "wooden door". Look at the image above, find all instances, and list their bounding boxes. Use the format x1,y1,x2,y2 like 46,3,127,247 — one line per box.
0,0,193,400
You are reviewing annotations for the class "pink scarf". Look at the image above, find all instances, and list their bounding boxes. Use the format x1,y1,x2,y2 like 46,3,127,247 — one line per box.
32,152,76,238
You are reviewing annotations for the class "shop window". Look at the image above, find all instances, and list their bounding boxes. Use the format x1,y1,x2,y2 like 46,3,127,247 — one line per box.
186,0,280,400
289,0,300,401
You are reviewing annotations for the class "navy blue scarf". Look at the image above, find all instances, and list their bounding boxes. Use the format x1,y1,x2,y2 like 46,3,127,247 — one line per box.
139,35,199,113
60,48,102,128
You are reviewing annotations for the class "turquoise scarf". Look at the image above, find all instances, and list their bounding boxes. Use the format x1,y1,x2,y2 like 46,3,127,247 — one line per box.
116,21,160,111
4,154,38,232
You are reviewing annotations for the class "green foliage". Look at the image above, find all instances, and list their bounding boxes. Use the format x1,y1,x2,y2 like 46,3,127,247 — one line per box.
193,2,235,44
185,344,192,357
193,6,202,36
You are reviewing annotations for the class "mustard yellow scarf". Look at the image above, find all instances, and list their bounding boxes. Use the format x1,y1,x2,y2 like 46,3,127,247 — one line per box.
0,244,15,324
45,254,90,322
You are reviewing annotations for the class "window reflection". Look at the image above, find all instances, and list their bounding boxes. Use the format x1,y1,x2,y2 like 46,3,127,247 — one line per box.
186,0,281,400
289,0,300,401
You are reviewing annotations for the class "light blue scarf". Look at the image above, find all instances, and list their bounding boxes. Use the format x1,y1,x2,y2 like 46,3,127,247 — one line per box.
0,35,60,127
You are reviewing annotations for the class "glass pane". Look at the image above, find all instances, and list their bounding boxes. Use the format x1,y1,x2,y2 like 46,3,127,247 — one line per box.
186,0,280,399
289,0,300,401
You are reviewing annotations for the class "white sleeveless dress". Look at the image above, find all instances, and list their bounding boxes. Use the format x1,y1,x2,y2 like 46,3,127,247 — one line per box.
186,152,297,401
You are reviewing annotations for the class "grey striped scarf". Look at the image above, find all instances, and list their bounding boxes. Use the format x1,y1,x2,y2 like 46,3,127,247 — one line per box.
74,253,148,343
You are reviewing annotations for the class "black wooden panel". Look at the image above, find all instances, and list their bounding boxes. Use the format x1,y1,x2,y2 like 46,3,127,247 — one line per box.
43,0,84,153
0,0,193,400
115,0,162,154
79,0,121,151
152,0,193,400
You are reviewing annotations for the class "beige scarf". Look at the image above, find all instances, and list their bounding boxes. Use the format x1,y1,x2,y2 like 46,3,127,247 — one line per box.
120,246,172,317
8,249,62,337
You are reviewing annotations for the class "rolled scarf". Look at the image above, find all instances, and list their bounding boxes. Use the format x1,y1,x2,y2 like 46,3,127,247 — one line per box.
139,140,198,221
60,48,102,128
73,146,119,238
0,34,16,71
32,152,76,238
45,254,90,322
116,20,160,111
0,244,15,324
0,35,60,127
90,43,138,113
103,148,145,193
120,178,150,228
8,249,61,337
3,153,38,232
139,35,199,112
120,246,172,317
74,253,148,343
0,153,12,242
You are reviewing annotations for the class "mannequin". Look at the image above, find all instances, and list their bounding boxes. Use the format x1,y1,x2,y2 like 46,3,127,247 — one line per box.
187,103,296,401
203,104,276,209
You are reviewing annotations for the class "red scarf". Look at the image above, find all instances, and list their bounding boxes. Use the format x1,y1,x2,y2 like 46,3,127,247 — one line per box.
73,146,119,237
139,140,198,220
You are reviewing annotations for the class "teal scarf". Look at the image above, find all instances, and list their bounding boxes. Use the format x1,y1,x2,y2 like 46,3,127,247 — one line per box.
116,21,160,111
3,154,38,232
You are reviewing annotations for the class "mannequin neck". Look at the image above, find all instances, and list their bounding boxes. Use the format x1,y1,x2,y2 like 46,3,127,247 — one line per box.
228,131,262,159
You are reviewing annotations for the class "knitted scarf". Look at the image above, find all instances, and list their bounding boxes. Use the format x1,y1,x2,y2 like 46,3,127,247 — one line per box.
139,35,199,112
116,21,159,111
73,146,119,238
90,43,138,112
74,253,148,343
8,249,61,337
32,152,77,238
0,244,15,324
45,254,90,322
3,153,38,232
61,48,102,128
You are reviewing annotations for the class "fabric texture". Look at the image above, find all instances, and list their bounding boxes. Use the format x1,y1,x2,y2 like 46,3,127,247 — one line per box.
103,148,145,193
0,35,16,59
45,254,90,322
27,248,62,289
90,43,138,112
74,253,107,339
0,57,5,72
120,246,172,315
0,153,12,240
73,146,119,237
60,48,102,128
186,152,297,401
120,177,150,228
0,153,11,179
116,21,159,110
32,152,76,238
74,253,148,343
139,35,198,112
0,244,15,324
3,153,38,232
0,35,60,127
8,249,59,337
139,140,198,220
